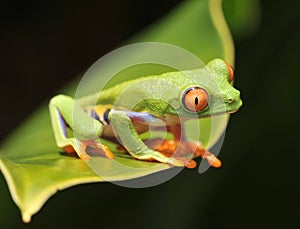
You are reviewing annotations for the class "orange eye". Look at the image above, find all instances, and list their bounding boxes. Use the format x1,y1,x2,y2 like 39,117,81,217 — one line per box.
225,62,234,83
183,87,208,112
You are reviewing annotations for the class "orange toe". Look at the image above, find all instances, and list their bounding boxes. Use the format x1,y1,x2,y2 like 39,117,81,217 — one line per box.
185,159,197,169
207,157,222,168
102,145,115,159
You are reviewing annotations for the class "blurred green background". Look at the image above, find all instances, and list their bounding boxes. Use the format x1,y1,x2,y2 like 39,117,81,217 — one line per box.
0,0,299,228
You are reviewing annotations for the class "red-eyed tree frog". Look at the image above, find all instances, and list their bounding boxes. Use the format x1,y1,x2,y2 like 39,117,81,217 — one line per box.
49,59,242,169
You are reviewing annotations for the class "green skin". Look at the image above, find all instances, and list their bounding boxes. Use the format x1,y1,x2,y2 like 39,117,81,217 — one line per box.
49,58,242,167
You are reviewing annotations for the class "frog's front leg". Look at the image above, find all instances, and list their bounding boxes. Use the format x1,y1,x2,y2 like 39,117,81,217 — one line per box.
109,109,184,167
49,95,114,160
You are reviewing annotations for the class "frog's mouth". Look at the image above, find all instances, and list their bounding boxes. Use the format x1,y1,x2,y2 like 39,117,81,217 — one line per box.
198,105,242,119
228,109,239,114
216,106,242,115
215,99,243,115
227,105,243,114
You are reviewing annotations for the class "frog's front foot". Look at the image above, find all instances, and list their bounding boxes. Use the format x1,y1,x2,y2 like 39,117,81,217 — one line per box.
116,142,185,167
145,139,196,168
192,141,222,168
145,138,222,169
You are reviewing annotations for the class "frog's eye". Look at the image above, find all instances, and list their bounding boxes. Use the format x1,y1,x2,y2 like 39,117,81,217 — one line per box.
225,62,234,83
182,87,208,112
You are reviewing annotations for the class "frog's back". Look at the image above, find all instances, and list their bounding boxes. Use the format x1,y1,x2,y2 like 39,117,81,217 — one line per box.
76,69,200,108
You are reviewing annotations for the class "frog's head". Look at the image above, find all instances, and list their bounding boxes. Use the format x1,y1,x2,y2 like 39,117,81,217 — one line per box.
170,58,242,118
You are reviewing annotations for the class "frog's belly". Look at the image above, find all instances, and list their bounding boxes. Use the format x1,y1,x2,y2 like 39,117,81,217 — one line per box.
101,122,150,138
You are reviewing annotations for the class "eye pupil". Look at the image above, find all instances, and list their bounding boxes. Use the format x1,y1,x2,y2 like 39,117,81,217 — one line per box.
182,87,208,112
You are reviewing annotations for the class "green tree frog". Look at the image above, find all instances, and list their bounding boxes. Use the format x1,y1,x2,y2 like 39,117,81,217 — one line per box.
49,59,242,169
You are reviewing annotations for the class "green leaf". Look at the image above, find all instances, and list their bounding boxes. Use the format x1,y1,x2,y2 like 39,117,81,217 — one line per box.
0,0,233,223
223,0,261,40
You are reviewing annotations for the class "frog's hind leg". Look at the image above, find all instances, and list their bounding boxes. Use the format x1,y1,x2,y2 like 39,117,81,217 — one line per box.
49,95,114,160
49,103,90,160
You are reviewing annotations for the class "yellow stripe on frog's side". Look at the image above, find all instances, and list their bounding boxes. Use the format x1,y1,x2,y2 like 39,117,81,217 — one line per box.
84,105,112,126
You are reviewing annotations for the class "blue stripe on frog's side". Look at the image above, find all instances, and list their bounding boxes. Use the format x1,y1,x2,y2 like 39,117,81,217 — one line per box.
85,106,158,126
103,109,110,125
90,108,101,123
84,106,110,126
125,111,158,124
109,109,162,126
57,109,68,138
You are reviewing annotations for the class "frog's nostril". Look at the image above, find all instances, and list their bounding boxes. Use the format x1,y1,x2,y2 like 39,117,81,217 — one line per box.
228,98,233,103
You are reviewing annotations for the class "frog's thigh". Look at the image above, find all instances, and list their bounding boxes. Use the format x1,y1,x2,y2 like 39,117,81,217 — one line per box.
49,94,103,140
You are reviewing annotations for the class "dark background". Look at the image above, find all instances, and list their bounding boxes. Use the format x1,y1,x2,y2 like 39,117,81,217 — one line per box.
0,0,299,228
